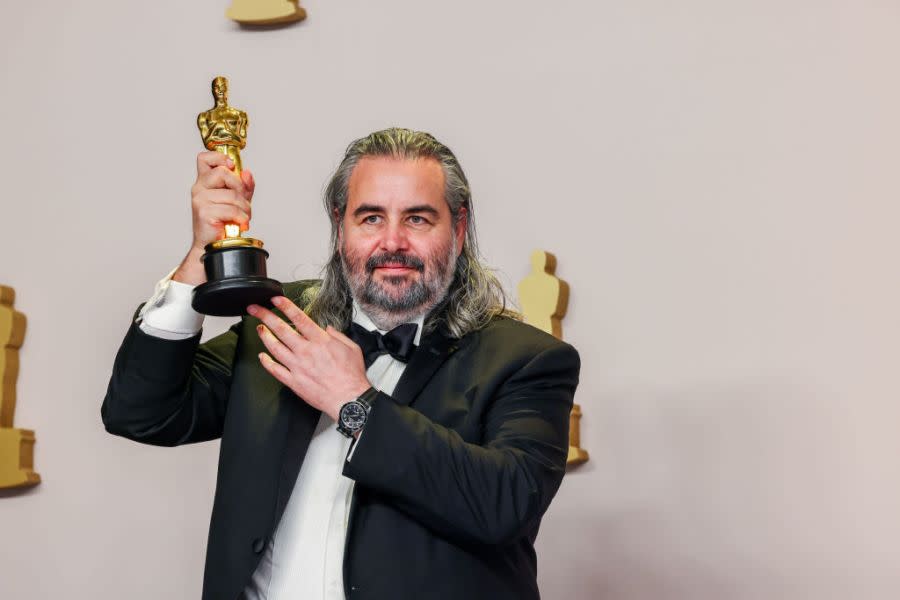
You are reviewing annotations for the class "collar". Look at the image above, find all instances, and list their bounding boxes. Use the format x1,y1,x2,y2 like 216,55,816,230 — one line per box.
351,300,426,346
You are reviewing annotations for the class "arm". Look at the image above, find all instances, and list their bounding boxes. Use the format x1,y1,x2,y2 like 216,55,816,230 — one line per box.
247,297,578,546
101,149,255,446
101,310,240,447
238,111,248,144
197,113,210,146
343,342,580,547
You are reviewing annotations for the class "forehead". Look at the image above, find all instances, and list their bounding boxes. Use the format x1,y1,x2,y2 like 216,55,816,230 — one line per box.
346,156,446,211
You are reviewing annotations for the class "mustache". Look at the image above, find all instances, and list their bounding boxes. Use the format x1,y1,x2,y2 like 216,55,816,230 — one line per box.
365,252,425,273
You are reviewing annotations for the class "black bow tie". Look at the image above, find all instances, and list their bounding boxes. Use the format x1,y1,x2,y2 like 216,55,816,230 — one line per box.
348,322,419,368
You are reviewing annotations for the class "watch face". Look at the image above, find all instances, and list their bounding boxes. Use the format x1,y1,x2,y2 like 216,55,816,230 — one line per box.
340,401,367,430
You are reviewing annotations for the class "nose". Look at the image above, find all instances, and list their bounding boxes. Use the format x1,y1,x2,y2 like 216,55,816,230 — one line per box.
380,222,410,253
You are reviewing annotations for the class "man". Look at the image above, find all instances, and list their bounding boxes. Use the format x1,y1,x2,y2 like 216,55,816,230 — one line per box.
102,128,580,600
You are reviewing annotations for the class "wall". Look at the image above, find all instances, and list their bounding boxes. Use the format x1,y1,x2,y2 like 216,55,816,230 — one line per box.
2,1,899,598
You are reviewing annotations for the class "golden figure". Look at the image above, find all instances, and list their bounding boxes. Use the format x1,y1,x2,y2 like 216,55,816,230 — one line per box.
198,76,248,176
197,77,261,249
0,285,40,490
226,0,307,25
518,250,589,467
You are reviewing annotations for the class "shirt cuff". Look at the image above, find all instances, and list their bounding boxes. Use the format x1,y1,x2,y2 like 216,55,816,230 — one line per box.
137,267,205,340
346,427,366,462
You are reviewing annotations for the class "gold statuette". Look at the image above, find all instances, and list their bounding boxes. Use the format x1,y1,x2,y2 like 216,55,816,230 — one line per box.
192,77,282,317
197,76,259,249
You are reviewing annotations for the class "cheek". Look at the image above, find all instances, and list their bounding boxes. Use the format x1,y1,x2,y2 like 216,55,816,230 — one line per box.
342,235,381,262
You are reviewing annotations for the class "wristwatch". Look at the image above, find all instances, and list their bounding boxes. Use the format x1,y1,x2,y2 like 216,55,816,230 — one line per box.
337,387,379,438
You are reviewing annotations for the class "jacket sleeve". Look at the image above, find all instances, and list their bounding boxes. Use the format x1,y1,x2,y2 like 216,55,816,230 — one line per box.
342,341,580,547
101,308,241,447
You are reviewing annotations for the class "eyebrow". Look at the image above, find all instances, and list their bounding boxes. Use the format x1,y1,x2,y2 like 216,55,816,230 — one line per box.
352,204,441,218
403,205,440,217
352,204,384,217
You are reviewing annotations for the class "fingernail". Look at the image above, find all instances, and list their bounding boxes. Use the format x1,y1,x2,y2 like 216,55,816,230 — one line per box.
247,305,257,315
257,324,265,334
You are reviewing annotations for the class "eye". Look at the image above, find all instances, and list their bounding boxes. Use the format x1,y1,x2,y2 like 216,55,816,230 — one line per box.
363,214,382,224
408,215,429,225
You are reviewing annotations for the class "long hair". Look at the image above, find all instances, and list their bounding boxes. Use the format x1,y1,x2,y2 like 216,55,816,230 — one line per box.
304,127,517,338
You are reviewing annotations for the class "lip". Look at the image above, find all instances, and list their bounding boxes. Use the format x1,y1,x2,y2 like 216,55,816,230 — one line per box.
375,266,416,274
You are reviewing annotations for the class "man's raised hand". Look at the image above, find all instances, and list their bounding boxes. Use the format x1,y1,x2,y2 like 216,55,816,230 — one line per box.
173,151,256,285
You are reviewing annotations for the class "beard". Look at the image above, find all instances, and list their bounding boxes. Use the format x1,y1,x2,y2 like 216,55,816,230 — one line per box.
340,238,457,331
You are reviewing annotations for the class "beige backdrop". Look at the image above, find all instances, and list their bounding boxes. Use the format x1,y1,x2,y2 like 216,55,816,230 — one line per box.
2,1,900,598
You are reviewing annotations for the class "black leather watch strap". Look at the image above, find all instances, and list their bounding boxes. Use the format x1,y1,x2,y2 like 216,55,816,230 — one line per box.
355,386,379,410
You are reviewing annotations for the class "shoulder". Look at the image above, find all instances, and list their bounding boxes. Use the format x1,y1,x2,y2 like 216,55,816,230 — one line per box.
281,279,322,310
460,315,580,371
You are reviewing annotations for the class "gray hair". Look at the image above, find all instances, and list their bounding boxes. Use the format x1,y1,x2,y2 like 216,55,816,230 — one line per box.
303,127,517,338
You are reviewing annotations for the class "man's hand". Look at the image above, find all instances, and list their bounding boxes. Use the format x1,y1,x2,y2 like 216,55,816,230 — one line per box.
173,151,256,285
248,296,371,421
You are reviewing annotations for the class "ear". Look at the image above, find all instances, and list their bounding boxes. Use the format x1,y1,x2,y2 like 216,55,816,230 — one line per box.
334,208,344,243
454,207,467,256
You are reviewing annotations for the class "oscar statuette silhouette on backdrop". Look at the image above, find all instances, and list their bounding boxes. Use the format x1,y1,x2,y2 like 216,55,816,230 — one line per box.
518,251,589,467
0,286,40,490
226,0,306,25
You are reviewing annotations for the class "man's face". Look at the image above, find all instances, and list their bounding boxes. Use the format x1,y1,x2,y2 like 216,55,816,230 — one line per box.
339,156,466,326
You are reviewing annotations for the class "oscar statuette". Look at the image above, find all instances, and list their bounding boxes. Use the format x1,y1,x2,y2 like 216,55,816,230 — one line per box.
192,76,282,316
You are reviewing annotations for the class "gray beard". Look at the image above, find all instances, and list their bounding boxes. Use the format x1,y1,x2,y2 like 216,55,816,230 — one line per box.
341,239,456,331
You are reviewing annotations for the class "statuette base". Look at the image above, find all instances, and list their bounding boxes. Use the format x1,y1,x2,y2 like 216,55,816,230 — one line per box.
192,245,283,316
211,236,264,250
0,427,40,489
567,446,589,468
226,0,307,25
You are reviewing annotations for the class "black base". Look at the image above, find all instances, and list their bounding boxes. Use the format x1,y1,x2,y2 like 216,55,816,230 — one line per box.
191,243,283,316
192,276,283,316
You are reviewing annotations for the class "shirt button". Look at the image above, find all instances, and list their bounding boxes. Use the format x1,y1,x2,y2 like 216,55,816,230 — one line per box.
251,537,265,553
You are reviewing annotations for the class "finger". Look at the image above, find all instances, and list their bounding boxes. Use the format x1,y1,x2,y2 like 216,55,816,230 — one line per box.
196,151,232,176
326,326,359,350
200,165,245,194
270,296,328,342
256,324,295,366
249,304,305,351
203,189,252,217
199,203,250,231
258,352,293,386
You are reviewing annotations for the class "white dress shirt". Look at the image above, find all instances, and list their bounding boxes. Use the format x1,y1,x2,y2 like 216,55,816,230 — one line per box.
137,274,424,600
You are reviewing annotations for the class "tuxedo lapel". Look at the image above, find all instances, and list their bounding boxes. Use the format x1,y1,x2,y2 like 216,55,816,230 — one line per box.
274,383,321,524
391,329,458,406
244,305,323,524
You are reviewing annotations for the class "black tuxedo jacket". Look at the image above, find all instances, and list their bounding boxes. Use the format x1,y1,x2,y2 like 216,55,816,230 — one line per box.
102,280,580,600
